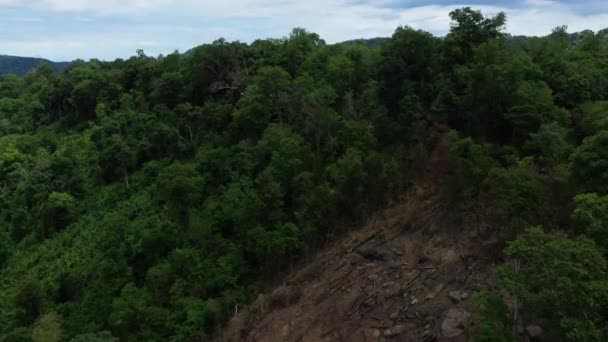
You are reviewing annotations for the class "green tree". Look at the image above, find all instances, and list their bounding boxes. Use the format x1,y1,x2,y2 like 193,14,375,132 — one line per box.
471,291,514,342
498,227,608,341
524,122,573,168
39,192,76,238
156,163,204,226
505,81,569,142
578,101,608,136
445,7,506,64
481,158,547,228
32,312,62,342
573,193,608,254
571,130,608,193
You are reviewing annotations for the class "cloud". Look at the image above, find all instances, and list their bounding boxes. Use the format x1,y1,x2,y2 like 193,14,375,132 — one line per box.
1,0,608,60
0,0,173,13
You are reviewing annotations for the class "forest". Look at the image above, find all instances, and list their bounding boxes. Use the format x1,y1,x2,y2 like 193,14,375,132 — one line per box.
1,7,608,341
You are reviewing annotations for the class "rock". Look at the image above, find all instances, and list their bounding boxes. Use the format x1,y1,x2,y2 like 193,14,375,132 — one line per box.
281,324,290,337
269,285,301,309
357,245,395,262
441,308,471,338
371,329,381,338
448,291,461,302
516,320,525,334
426,283,444,300
423,329,435,340
343,252,365,265
482,236,499,246
384,325,407,337
460,292,470,300
526,325,543,338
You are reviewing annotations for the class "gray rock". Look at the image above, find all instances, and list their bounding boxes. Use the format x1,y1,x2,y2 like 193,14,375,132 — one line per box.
448,290,461,302
441,308,471,337
384,325,407,337
526,324,543,338
460,292,470,300
371,329,381,338
356,245,395,262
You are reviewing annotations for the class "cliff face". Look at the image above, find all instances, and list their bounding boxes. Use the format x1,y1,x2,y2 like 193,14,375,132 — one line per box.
219,137,500,342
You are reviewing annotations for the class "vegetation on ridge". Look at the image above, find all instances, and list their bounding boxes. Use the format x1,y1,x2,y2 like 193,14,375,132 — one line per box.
1,7,608,341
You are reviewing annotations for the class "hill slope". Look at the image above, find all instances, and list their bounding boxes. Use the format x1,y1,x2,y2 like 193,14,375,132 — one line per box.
219,139,501,342
0,55,70,75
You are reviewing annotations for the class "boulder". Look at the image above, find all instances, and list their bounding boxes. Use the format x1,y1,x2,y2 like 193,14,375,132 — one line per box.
384,325,407,337
356,245,395,262
441,308,471,338
526,324,543,338
448,290,461,302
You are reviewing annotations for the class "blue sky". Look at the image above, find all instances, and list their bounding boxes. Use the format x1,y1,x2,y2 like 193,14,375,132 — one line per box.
1,0,608,61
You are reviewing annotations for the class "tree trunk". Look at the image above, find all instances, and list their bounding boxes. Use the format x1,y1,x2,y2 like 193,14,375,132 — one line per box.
123,169,131,189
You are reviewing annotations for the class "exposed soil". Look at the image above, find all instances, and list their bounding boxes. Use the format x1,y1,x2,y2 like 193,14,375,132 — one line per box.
219,133,500,342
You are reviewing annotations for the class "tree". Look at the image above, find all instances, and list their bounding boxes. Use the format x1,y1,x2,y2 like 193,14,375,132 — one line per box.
14,278,44,325
231,66,292,138
446,7,506,64
284,28,325,76
524,122,573,168
65,64,106,121
379,26,438,117
246,222,303,264
69,331,118,342
578,101,608,136
97,133,137,187
498,227,608,341
39,192,76,238
150,72,184,108
156,163,204,225
32,312,62,342
573,193,608,254
471,291,514,342
505,81,569,142
481,158,547,229
571,130,608,193
0,229,10,268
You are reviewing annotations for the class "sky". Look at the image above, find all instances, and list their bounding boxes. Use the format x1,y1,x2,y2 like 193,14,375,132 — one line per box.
1,0,608,61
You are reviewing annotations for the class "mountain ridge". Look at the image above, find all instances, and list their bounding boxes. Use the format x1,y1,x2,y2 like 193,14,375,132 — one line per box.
5,27,607,77
0,54,71,76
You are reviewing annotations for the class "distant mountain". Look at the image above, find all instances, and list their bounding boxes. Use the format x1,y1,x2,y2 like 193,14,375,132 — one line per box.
335,37,390,47
0,55,71,76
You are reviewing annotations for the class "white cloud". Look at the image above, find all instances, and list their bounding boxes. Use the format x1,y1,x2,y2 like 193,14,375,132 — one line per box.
0,0,173,13
1,1,608,60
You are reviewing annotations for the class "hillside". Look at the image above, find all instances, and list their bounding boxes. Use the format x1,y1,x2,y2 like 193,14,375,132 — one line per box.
2,6,608,342
219,135,505,342
0,55,70,75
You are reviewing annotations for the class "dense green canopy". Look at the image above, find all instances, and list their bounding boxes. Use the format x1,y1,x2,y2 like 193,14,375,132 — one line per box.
2,7,608,341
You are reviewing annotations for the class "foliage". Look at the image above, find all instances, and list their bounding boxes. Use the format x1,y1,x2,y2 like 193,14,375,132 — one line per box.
498,227,608,341
32,312,62,342
1,8,608,341
573,193,608,254
481,158,547,229
571,130,608,193
471,291,514,342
